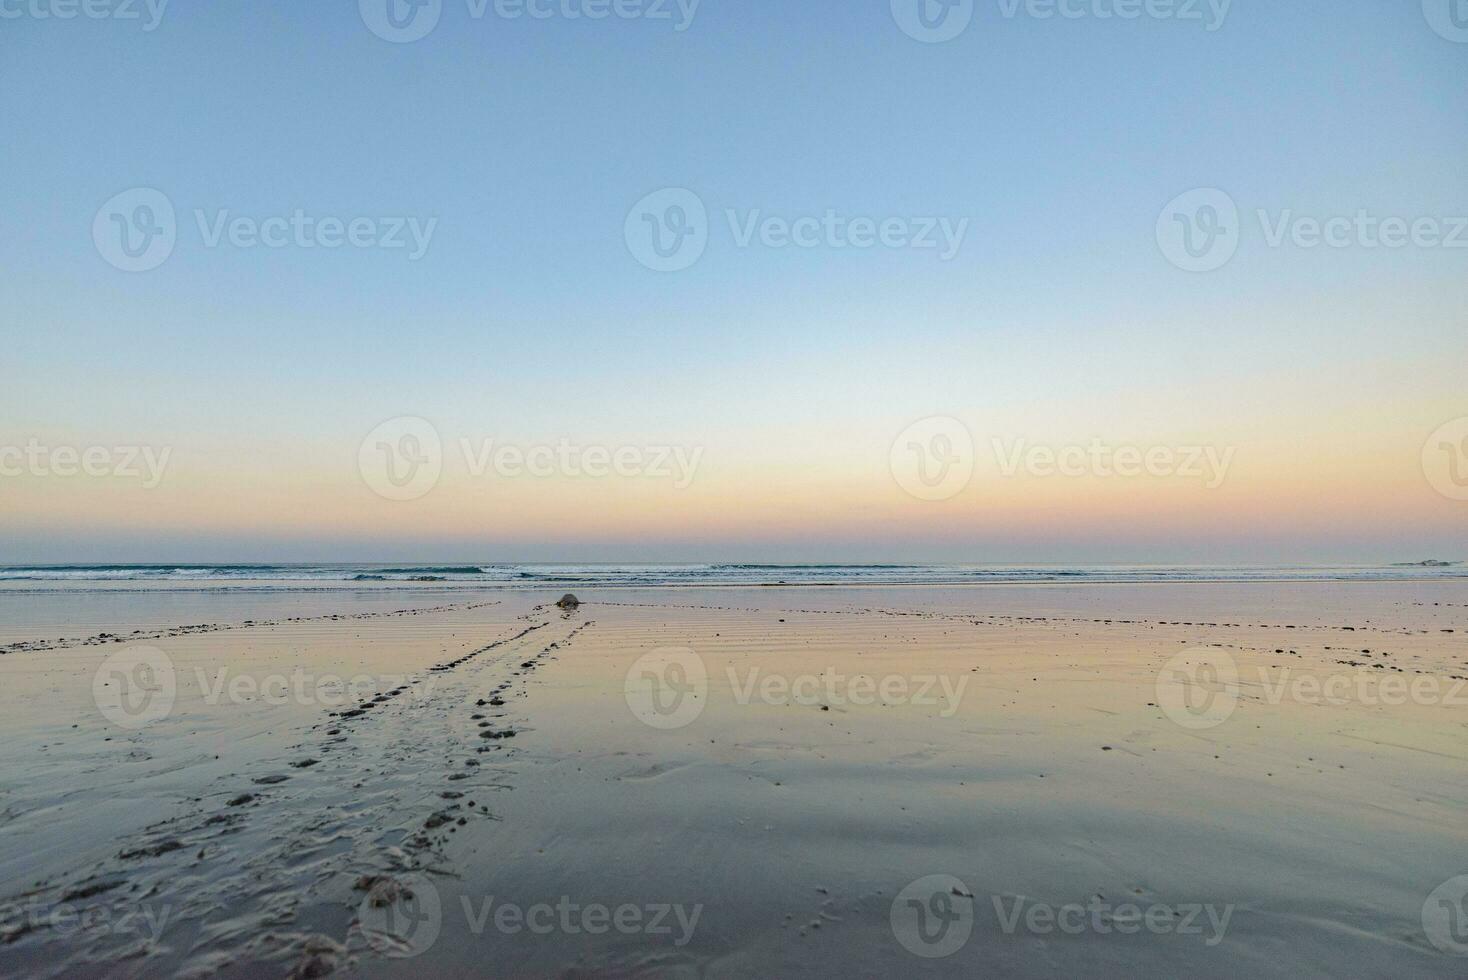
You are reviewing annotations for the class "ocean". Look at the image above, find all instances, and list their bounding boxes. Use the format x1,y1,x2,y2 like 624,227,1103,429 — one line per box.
0,561,1461,587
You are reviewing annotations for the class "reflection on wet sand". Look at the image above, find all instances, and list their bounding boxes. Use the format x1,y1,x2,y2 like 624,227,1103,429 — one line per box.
1,583,1465,977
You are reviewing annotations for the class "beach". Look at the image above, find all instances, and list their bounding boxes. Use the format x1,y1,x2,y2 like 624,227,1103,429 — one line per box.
13,0,1466,975
1,576,1466,977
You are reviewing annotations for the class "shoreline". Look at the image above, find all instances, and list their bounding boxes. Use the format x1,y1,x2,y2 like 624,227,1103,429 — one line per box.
4,575,1468,596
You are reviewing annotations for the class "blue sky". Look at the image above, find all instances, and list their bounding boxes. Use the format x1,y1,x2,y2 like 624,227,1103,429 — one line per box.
2,0,1466,561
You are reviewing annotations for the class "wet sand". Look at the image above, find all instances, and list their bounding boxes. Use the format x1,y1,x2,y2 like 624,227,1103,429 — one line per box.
1,583,1466,977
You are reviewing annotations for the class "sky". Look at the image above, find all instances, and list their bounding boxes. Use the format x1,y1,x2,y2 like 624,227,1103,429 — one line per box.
2,0,1466,563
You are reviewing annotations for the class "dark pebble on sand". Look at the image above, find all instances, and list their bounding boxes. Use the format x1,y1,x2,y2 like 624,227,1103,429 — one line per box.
62,879,125,901
119,839,183,859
